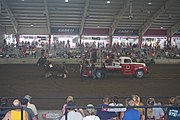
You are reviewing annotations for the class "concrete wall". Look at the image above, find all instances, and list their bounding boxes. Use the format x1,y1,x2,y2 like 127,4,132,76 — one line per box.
0,26,5,45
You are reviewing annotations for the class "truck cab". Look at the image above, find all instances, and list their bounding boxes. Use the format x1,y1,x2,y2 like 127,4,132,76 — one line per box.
103,57,148,78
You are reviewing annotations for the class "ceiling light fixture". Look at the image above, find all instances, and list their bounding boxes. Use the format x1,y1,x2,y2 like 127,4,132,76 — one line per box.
65,0,68,2
160,26,163,29
97,24,100,27
107,1,110,4
30,24,34,26
148,0,152,5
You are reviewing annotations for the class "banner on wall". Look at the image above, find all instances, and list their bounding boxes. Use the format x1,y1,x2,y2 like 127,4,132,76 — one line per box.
114,29,138,36
51,27,80,35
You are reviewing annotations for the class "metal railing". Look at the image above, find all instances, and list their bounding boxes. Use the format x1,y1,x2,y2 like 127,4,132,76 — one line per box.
0,96,179,120
0,106,24,120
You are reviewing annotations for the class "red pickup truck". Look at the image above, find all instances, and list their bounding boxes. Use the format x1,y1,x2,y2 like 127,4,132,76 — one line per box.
82,57,149,79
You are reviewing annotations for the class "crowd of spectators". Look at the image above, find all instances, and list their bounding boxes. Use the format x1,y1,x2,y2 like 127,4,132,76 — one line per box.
1,95,179,120
0,95,38,120
60,95,180,120
1,38,180,63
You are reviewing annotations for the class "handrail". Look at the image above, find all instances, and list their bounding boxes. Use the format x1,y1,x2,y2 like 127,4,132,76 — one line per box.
0,96,177,99
0,106,24,120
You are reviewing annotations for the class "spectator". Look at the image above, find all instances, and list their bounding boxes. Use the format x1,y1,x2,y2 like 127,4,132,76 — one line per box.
108,95,126,119
0,97,10,119
83,104,100,120
96,96,117,120
60,101,83,120
61,96,74,114
132,95,145,120
24,95,38,119
163,97,176,113
168,97,176,106
167,96,180,120
120,98,140,120
2,99,28,120
146,99,155,120
21,98,38,120
146,98,165,120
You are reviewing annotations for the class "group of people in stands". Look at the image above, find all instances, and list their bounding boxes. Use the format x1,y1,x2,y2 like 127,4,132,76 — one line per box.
0,95,38,120
0,95,179,120
60,95,180,120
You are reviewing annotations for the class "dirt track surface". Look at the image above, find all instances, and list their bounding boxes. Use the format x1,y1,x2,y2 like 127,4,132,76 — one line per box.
0,64,180,110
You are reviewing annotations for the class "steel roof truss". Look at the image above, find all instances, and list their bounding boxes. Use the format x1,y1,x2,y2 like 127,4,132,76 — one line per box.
80,0,90,35
2,0,18,33
140,0,174,35
110,0,130,35
44,0,51,34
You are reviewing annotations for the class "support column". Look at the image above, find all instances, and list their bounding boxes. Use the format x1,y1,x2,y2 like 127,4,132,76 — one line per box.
109,35,112,48
16,34,20,44
167,36,172,46
138,36,143,48
79,35,82,44
48,34,51,49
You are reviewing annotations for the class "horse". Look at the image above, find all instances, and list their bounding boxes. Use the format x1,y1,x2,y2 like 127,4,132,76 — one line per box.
37,57,68,78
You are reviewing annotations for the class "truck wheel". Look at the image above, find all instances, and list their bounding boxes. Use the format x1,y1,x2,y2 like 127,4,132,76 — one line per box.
135,70,144,78
96,70,102,79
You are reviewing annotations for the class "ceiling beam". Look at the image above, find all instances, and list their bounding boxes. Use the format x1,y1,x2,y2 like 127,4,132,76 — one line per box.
167,21,180,36
0,2,1,14
139,0,174,35
2,0,18,33
79,0,90,35
44,0,51,34
109,0,130,35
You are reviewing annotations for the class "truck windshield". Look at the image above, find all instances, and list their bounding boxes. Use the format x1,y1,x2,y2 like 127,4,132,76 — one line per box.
124,59,131,63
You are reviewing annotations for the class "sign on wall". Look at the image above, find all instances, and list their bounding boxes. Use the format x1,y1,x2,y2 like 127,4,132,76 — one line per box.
51,27,80,35
114,29,138,36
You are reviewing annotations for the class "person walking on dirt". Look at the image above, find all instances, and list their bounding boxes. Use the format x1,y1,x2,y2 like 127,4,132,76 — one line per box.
62,62,68,78
80,59,89,80
80,61,85,80
91,63,96,79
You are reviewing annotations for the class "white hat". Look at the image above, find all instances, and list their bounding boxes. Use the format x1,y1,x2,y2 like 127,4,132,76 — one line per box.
87,104,95,114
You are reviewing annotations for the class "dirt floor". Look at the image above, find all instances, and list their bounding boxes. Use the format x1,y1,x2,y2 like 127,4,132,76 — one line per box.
0,64,180,110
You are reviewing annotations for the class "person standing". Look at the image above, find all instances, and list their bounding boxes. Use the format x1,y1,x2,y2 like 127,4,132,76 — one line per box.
24,95,38,119
91,63,96,79
62,61,68,78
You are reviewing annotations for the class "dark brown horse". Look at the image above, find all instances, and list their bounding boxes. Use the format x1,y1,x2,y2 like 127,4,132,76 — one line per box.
37,57,68,78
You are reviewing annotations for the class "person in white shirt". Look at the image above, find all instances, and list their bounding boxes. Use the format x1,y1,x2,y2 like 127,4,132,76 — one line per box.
24,95,38,119
83,104,100,120
60,101,83,120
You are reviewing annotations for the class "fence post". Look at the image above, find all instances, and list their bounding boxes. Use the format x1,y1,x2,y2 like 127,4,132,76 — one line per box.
65,107,68,120
21,107,23,120
144,107,147,120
